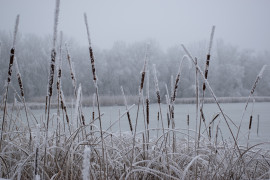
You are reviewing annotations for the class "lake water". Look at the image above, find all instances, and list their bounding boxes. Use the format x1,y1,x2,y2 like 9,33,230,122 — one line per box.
25,102,270,148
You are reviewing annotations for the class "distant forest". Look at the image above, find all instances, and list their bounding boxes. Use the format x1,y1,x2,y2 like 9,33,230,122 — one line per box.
0,31,269,102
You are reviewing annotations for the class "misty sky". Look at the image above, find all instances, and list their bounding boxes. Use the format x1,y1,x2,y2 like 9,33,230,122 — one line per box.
0,0,270,51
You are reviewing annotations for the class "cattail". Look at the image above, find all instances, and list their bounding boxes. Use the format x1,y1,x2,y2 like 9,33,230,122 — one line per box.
181,43,242,155
203,26,215,91
121,86,133,132
60,90,69,124
249,115,253,130
47,0,60,97
187,114,190,126
171,55,188,102
146,69,150,126
237,65,267,140
65,43,77,94
84,13,105,176
84,13,98,84
146,98,150,126
14,58,24,97
7,15,20,84
14,58,32,141
91,93,96,132
1,14,20,150
45,0,60,166
57,31,63,92
139,44,149,94
209,126,211,139
47,49,56,97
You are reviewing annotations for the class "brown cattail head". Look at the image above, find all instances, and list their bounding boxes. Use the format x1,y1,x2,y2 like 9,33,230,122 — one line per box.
139,45,149,93
127,112,133,132
84,13,98,84
249,115,253,130
14,58,24,97
209,126,211,139
60,90,69,124
7,48,15,84
89,46,97,83
146,98,150,125
203,26,216,91
171,55,189,102
187,114,190,126
171,73,180,102
57,31,63,80
121,86,133,132
48,49,56,97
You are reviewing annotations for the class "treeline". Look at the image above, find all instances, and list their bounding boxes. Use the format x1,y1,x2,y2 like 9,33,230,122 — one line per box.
0,31,269,102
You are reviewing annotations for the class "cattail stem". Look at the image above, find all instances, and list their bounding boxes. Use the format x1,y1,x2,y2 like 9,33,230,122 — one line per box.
131,44,149,176
121,86,133,132
181,44,242,156
236,65,267,141
84,13,106,178
57,31,63,135
45,0,60,166
14,58,32,143
1,15,20,151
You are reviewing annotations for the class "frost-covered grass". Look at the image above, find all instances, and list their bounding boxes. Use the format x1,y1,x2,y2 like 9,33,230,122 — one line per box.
0,114,269,179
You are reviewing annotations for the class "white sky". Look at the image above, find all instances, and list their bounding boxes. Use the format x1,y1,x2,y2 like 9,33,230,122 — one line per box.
0,0,270,51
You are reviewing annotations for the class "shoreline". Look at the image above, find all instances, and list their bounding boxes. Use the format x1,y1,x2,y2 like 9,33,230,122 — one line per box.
2,96,270,110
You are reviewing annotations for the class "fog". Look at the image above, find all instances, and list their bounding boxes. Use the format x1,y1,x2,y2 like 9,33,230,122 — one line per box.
0,1,270,101
1,0,270,51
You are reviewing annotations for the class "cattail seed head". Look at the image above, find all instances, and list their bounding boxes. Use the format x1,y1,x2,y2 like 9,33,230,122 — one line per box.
249,115,253,130
14,58,24,97
7,48,15,84
47,49,56,97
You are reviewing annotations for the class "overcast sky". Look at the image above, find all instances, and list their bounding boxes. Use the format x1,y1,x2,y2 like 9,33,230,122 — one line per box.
0,0,270,51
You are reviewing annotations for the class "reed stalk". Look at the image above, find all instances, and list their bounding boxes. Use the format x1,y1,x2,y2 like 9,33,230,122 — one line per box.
57,31,63,136
1,14,20,151
84,13,106,179
121,86,133,133
181,44,242,156
14,58,32,143
130,44,149,176
199,26,215,141
247,98,255,148
44,0,60,166
236,65,267,141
